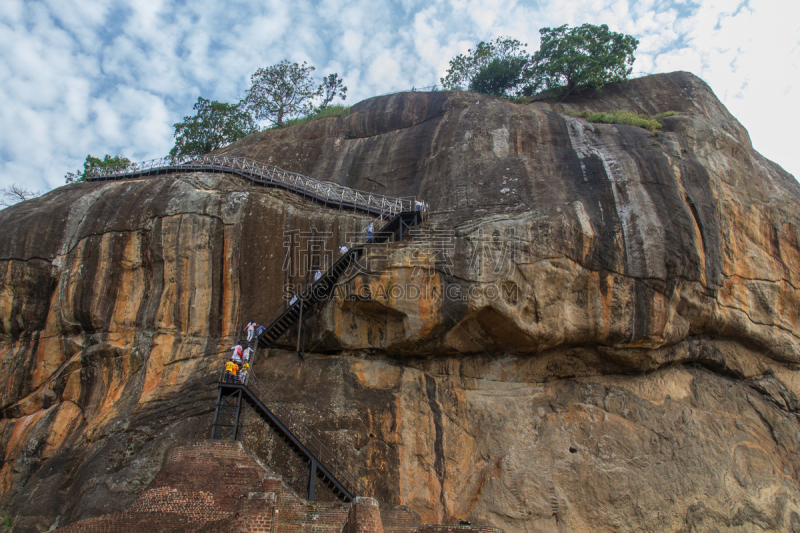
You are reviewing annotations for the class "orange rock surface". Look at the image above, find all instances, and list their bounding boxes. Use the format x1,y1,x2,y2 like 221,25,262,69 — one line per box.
2,72,800,532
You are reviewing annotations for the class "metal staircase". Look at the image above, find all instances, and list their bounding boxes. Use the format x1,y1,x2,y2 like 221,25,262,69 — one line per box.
101,155,429,503
257,210,420,350
211,373,373,502
211,210,421,502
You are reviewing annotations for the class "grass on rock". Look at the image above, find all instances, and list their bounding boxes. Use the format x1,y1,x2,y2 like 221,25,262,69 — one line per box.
278,105,351,129
564,109,678,134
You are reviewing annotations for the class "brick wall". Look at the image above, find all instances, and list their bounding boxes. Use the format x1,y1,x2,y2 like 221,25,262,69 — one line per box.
128,441,270,523
54,441,353,533
415,526,505,533
268,476,350,533
380,503,422,533
343,497,385,533
54,440,505,533
55,511,192,533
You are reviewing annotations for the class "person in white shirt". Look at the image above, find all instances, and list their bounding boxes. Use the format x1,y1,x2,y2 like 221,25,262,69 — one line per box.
230,344,243,364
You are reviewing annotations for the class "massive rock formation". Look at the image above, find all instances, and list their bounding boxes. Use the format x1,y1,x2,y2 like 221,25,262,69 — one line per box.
2,72,800,532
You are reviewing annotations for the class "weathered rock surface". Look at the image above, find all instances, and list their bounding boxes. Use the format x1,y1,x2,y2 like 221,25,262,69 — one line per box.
2,71,800,532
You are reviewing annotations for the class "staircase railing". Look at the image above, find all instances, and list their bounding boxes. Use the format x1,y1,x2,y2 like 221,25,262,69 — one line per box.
255,210,421,350
245,371,375,500
83,154,427,218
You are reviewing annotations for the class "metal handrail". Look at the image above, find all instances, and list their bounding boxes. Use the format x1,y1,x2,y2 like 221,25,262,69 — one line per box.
218,313,373,500
248,242,355,350
253,209,421,350
245,371,375,499
83,154,426,218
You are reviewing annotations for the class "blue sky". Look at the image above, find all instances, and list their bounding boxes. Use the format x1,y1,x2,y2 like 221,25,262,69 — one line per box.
1,0,798,195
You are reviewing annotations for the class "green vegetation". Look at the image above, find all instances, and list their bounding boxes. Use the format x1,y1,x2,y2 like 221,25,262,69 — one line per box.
169,97,257,159
318,73,347,111
469,56,529,98
441,37,530,95
528,24,638,96
245,60,324,127
279,105,351,129
159,26,640,158
564,109,678,134
442,24,639,100
65,154,131,183
166,62,347,157
3,510,12,530
244,62,347,128
653,111,679,121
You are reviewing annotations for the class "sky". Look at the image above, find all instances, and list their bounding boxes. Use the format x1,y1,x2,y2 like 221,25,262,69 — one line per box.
1,0,799,197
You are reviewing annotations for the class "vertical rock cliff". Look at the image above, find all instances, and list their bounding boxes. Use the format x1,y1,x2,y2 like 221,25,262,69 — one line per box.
2,72,800,532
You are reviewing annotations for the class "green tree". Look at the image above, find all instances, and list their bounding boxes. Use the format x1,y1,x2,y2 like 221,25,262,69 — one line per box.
169,97,257,158
441,37,528,91
528,23,639,96
318,73,347,111
469,56,530,97
65,154,131,183
245,60,322,127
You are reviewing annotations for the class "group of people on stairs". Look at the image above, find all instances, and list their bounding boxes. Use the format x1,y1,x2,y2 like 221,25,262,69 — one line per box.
223,321,264,384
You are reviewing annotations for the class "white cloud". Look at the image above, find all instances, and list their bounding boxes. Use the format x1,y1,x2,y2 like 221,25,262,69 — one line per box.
1,0,798,200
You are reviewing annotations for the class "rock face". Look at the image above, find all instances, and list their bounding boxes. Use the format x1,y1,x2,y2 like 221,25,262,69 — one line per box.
2,72,800,532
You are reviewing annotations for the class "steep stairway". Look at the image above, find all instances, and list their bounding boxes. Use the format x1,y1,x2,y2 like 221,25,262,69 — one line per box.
211,374,373,502
211,209,421,503
127,157,427,503
257,210,421,350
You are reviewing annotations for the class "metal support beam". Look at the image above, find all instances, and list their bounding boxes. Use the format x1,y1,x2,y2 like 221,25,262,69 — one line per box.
296,299,305,360
232,390,244,441
210,387,223,439
308,459,318,501
210,387,245,441
301,314,306,360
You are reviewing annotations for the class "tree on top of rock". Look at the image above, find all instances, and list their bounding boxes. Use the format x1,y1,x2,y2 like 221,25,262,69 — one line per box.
440,37,529,91
443,25,638,99
318,73,347,112
468,56,530,98
0,184,45,207
65,154,131,183
244,60,323,127
169,97,257,159
528,24,639,96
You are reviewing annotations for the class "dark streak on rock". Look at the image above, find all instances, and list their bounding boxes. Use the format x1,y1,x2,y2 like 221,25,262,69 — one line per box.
424,373,446,510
